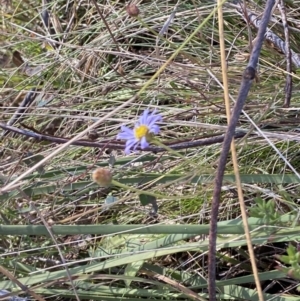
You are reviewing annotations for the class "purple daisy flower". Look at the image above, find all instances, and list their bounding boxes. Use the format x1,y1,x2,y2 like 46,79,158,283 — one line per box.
117,109,162,154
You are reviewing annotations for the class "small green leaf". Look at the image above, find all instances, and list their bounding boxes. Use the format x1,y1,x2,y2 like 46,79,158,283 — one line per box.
139,194,155,206
139,194,158,214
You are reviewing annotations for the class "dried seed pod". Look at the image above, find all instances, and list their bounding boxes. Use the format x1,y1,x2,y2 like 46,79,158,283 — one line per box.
92,168,113,187
126,3,139,17
88,129,99,140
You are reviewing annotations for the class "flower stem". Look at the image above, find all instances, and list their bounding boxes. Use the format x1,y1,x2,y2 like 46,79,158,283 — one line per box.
152,139,186,159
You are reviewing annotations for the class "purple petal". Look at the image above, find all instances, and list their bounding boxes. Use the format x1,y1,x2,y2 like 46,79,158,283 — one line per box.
117,126,134,140
121,125,132,132
139,109,149,125
149,124,160,134
117,109,162,154
133,142,140,151
140,136,149,149
147,116,162,128
124,145,132,154
146,111,162,127
124,139,137,154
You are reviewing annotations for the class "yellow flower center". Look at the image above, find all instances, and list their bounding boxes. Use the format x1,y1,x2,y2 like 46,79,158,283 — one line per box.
134,125,149,140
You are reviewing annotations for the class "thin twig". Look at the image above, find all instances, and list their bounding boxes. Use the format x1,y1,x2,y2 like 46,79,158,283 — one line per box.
278,0,292,107
209,2,232,297
208,1,275,301
0,122,246,151
209,1,264,300
211,2,265,301
90,0,121,53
